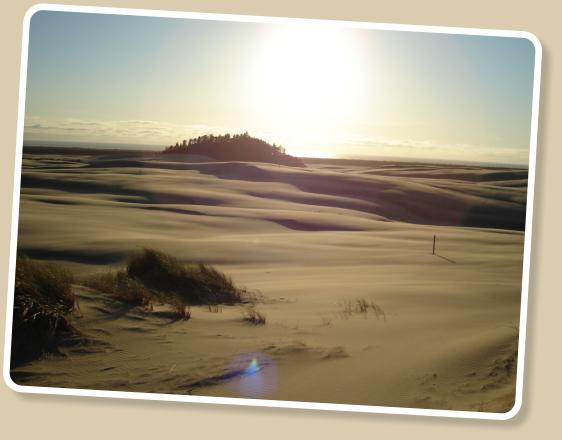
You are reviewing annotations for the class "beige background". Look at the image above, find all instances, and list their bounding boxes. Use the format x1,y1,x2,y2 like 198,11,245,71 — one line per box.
0,0,559,437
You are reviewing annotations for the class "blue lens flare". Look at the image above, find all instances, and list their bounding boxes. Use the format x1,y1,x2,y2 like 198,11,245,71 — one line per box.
225,352,277,398
245,357,259,375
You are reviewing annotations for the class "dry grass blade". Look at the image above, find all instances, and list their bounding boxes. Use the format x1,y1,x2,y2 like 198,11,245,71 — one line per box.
207,304,222,313
84,270,152,308
242,307,266,326
12,255,78,366
171,302,191,321
341,298,387,321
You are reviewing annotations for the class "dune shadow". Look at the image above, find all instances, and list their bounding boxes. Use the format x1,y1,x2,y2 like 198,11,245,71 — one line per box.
270,218,361,232
22,154,528,231
19,248,127,265
151,310,190,324
434,253,457,264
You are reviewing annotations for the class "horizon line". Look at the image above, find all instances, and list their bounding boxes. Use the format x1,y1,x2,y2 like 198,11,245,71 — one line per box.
22,139,529,169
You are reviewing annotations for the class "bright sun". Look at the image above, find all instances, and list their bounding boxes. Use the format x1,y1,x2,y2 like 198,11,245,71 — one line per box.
252,24,365,136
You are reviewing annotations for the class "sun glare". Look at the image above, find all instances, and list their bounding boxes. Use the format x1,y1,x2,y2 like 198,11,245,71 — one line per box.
252,25,365,132
285,146,335,159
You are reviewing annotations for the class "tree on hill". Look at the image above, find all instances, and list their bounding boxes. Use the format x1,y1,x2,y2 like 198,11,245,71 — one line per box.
163,132,305,167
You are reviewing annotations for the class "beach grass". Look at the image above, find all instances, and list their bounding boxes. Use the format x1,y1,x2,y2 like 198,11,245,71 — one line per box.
84,248,246,315
11,255,77,366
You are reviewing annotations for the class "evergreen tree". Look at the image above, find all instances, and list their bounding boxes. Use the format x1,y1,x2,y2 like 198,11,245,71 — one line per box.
162,133,305,167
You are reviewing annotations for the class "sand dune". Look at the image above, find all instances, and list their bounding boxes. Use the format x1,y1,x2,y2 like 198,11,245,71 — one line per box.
11,152,526,412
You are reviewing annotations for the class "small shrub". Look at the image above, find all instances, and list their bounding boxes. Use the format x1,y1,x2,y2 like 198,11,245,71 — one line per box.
243,307,266,326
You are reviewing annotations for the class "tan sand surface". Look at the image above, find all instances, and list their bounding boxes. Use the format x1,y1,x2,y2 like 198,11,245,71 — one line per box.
11,152,526,412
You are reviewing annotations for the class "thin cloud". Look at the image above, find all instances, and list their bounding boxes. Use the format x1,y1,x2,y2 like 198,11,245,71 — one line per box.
24,117,226,145
23,116,528,165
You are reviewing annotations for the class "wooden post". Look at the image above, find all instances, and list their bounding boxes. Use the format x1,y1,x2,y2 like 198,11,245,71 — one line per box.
432,235,436,255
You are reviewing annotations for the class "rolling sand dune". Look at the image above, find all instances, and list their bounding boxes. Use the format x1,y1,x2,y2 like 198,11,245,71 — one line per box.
11,151,527,412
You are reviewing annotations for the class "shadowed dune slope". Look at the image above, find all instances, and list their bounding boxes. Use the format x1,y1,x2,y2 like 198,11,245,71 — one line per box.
22,153,527,230
12,152,525,412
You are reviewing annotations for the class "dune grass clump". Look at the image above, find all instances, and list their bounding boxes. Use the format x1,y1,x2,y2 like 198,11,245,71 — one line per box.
242,306,266,326
342,298,386,321
11,255,77,366
356,298,369,314
126,248,244,305
84,249,246,320
171,301,191,320
371,302,386,321
84,270,153,308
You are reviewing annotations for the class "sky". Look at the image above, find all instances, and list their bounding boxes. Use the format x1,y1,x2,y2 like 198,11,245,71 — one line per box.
24,11,536,165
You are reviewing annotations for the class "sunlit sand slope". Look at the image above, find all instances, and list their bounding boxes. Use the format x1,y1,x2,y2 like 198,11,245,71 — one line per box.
12,153,526,412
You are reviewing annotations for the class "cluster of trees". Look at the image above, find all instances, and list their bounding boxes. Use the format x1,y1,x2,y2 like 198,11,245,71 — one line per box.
163,132,305,167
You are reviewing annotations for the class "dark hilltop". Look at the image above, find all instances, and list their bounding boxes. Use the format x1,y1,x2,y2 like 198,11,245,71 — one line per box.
163,132,306,167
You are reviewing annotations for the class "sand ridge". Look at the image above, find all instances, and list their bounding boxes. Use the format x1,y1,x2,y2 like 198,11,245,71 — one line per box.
11,152,526,412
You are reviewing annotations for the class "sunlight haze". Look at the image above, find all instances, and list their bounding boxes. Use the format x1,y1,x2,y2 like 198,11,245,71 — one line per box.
24,11,536,165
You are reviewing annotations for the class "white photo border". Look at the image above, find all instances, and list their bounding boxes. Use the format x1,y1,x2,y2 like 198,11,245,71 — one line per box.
3,2,543,421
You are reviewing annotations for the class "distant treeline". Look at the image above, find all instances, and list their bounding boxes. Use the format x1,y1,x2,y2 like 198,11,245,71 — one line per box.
163,132,305,167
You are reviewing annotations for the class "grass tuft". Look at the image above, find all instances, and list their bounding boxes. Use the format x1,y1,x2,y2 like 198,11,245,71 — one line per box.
342,298,386,321
11,255,78,366
83,249,246,318
84,270,152,308
171,301,191,321
370,301,387,321
207,304,222,313
242,307,266,326
126,249,243,305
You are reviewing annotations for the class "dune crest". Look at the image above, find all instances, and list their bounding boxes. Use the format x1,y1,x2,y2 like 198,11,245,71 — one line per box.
11,151,524,412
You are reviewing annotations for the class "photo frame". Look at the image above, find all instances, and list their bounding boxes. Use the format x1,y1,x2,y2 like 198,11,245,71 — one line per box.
3,3,542,420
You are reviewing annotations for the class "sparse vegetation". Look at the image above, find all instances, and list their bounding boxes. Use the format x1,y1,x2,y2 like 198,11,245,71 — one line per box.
242,306,266,326
171,302,191,320
356,298,369,314
342,298,386,321
163,132,306,167
126,249,244,305
84,248,247,317
371,302,386,321
84,270,152,308
11,255,78,366
207,304,222,313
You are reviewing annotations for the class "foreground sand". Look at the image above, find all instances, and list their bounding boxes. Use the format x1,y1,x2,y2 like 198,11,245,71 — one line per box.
11,151,526,412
